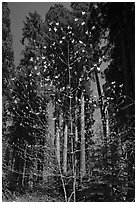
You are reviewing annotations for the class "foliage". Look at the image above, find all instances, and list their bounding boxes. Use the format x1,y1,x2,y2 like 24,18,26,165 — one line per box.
5,11,52,194
2,2,14,94
2,2,135,202
2,2,15,200
89,2,135,201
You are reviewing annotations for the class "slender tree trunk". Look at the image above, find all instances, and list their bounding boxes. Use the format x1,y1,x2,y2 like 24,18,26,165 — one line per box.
105,106,110,164
48,102,55,145
70,93,75,202
56,125,60,167
75,118,78,144
75,92,78,169
22,142,27,186
32,141,38,188
80,92,86,180
105,106,110,139
67,42,76,201
74,93,78,199
63,123,68,174
59,113,63,133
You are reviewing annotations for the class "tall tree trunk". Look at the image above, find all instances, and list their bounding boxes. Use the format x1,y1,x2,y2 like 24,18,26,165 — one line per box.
22,142,27,186
105,106,110,139
75,117,78,144
105,106,110,165
59,113,63,133
74,93,78,198
94,69,107,168
56,125,60,167
47,102,55,145
63,123,68,174
80,92,86,180
75,92,78,168
67,41,76,201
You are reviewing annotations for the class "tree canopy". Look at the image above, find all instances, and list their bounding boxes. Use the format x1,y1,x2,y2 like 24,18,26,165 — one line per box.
2,2,135,202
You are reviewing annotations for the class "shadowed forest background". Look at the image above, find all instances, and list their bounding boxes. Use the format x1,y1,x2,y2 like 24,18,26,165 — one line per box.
2,2,135,202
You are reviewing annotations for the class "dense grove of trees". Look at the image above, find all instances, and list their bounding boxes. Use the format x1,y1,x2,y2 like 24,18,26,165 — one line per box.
2,2,15,199
2,2,135,202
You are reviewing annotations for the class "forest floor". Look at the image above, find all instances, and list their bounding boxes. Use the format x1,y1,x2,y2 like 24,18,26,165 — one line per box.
3,187,64,202
15,192,63,202
13,192,63,202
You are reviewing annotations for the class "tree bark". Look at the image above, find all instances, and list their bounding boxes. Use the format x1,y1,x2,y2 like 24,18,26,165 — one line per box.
105,106,110,139
63,123,68,174
47,102,55,145
22,142,27,186
56,125,60,167
80,92,86,180
94,68,107,168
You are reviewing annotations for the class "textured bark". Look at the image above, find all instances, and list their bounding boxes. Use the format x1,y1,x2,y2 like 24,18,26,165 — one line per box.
74,92,78,185
47,102,55,145
94,69,107,167
56,113,63,167
75,108,78,150
56,126,60,166
22,143,27,186
80,92,86,180
63,123,68,174
105,106,110,139
94,69,106,140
